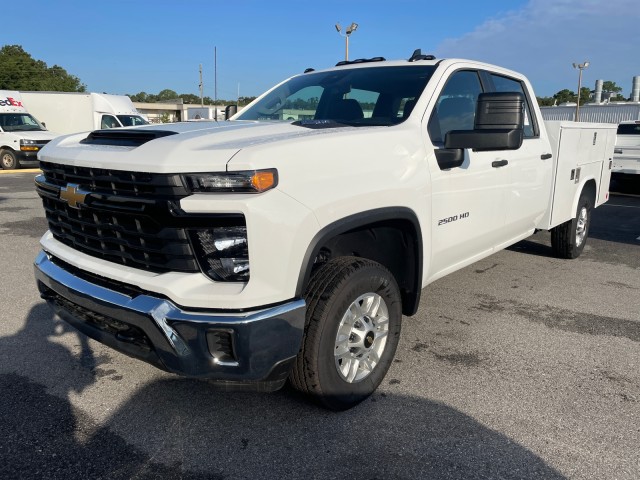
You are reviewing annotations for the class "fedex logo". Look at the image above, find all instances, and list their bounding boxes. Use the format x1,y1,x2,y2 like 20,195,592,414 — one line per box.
0,97,23,107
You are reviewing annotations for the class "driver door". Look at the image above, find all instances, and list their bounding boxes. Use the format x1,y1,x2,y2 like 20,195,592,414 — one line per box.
424,69,508,278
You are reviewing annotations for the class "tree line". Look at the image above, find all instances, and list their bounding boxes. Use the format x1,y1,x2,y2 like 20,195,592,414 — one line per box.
536,81,626,107
127,89,256,106
0,45,85,92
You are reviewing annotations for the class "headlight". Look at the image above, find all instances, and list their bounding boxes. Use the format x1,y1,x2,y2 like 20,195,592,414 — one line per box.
20,139,39,151
184,169,278,193
189,226,250,282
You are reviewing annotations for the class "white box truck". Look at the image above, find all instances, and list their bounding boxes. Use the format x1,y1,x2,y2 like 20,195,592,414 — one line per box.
34,54,616,410
0,90,59,170
187,106,227,121
20,92,148,135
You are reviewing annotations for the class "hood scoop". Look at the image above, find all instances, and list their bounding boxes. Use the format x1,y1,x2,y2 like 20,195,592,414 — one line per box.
291,119,348,129
80,129,178,147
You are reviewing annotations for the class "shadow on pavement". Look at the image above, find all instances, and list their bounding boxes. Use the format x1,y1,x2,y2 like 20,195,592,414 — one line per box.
0,303,567,480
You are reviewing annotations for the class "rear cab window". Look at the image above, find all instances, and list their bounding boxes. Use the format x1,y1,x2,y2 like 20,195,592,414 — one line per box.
617,123,640,135
488,73,538,138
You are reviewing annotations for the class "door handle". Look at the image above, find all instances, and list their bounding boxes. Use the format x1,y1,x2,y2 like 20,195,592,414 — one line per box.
540,153,552,160
492,160,508,168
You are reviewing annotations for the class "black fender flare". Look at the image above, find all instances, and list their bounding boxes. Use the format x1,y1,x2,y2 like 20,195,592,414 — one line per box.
295,207,423,316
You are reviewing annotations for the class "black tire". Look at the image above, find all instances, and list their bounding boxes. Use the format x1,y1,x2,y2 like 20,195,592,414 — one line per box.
1,149,19,170
551,191,592,259
290,256,402,411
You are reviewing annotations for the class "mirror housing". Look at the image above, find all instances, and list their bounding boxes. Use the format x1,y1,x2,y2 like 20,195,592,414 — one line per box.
435,148,465,170
444,92,525,151
225,104,238,120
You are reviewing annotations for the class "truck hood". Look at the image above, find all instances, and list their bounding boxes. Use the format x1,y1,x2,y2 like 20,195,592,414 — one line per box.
38,121,360,173
9,130,60,141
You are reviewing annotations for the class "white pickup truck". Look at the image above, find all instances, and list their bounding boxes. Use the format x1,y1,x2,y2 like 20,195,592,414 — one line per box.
612,120,640,179
34,53,616,410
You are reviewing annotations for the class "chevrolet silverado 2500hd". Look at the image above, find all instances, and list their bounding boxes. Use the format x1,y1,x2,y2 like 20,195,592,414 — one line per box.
34,53,616,410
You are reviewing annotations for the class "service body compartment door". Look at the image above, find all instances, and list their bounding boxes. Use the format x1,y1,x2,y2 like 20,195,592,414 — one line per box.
597,128,616,206
542,121,616,229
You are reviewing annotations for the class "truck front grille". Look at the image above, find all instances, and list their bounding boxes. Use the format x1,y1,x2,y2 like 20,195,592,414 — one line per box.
39,161,188,197
41,195,199,272
37,163,200,273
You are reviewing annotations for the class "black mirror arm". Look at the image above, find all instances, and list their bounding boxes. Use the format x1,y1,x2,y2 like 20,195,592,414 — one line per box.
435,148,465,170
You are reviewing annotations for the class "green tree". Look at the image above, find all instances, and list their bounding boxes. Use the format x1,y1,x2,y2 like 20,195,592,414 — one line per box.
178,93,202,104
536,96,555,107
238,96,257,106
0,44,85,92
553,89,576,105
600,81,625,101
602,81,622,94
579,86,591,105
126,90,257,106
129,91,150,102
157,89,179,101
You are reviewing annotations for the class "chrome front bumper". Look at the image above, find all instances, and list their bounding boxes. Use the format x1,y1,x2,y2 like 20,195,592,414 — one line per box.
34,251,306,391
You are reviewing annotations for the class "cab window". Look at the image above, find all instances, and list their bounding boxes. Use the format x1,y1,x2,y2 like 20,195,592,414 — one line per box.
489,74,536,137
101,115,120,129
428,70,483,144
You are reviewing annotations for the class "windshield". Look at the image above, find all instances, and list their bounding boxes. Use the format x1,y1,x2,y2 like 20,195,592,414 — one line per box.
117,115,149,127
236,65,436,126
0,113,46,132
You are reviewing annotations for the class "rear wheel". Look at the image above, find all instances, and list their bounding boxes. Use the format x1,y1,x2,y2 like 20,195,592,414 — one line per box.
1,149,18,170
290,257,402,410
551,191,592,259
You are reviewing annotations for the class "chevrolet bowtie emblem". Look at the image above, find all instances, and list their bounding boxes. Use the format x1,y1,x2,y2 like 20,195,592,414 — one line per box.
60,183,88,209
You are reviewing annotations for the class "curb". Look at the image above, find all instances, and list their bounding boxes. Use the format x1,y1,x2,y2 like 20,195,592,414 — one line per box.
0,169,41,175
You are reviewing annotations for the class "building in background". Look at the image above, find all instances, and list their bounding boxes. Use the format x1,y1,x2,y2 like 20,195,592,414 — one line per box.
541,76,640,123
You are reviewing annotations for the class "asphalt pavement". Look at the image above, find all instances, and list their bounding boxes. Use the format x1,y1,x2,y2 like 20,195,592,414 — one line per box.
1,171,638,479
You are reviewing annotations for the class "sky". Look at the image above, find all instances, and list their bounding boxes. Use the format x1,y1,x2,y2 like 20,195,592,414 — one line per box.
3,0,639,100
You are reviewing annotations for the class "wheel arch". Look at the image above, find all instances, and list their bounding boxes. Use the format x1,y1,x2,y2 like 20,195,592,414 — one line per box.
296,207,423,317
576,178,597,212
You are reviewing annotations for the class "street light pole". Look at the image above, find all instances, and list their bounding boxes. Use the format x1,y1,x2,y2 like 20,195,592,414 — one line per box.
572,61,590,121
335,22,359,61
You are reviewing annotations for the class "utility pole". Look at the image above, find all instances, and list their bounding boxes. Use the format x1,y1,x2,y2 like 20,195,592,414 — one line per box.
214,46,218,120
199,64,203,107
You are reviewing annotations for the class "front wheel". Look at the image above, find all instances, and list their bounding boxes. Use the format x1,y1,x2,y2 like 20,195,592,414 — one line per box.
1,149,18,170
290,257,402,410
551,191,592,259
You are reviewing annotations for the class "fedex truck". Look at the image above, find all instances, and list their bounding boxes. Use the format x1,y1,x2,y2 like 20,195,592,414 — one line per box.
0,90,59,170
20,92,148,135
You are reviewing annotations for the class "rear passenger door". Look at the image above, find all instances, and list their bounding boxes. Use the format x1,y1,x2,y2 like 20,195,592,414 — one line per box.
486,72,551,244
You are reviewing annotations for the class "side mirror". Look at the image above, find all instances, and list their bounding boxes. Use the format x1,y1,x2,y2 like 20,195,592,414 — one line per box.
42,122,47,128
445,92,524,151
225,105,238,120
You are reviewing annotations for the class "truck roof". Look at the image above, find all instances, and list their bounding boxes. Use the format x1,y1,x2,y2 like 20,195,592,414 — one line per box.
302,56,528,83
